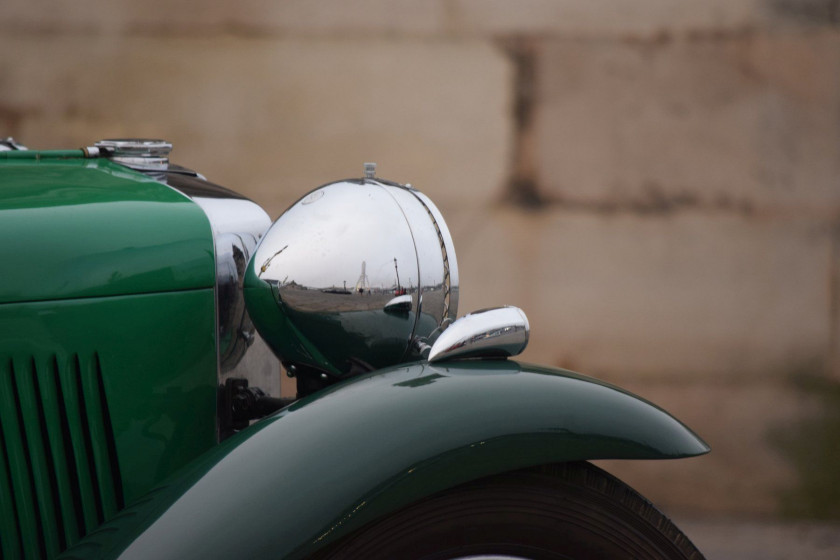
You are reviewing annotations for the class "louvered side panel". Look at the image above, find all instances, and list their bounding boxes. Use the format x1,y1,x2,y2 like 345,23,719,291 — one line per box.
0,357,42,559
57,354,103,536
0,416,24,559
79,353,122,521
0,352,124,559
14,356,62,558
38,356,83,548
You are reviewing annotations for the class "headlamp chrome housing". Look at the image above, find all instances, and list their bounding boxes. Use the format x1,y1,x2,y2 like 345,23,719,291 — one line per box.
245,171,458,378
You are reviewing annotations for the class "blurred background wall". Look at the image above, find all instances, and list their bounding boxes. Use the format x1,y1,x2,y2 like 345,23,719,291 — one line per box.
2,0,839,520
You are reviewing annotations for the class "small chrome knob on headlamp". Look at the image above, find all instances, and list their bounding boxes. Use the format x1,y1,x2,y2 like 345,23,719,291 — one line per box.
363,162,377,179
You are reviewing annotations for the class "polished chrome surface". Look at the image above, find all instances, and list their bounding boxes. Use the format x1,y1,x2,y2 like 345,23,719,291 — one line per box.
95,138,173,171
82,146,101,158
410,188,459,329
384,293,413,313
163,172,281,399
257,181,419,312
364,162,376,179
428,306,529,363
252,175,459,376
197,197,271,371
0,137,27,151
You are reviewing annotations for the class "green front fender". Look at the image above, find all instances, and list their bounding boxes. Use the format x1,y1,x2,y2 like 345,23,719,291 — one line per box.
61,360,708,560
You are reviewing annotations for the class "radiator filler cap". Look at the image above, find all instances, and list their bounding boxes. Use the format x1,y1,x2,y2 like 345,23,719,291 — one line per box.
94,138,172,170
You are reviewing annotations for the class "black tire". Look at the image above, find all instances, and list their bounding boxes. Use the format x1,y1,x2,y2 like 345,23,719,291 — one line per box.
313,462,704,560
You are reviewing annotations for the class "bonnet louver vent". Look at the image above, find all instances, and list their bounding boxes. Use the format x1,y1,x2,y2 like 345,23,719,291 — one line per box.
0,353,123,559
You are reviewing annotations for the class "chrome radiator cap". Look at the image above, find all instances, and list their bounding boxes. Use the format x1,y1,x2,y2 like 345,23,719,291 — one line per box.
95,138,172,171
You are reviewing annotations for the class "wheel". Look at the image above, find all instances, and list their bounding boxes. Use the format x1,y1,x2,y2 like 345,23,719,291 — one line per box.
313,462,704,560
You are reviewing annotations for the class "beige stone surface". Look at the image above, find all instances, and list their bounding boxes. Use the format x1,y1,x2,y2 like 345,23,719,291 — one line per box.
537,31,840,215
594,376,817,515
6,0,815,39
675,516,840,560
455,206,831,378
0,0,448,36
452,0,771,37
4,0,836,39
0,35,512,217
229,0,447,36
834,227,840,379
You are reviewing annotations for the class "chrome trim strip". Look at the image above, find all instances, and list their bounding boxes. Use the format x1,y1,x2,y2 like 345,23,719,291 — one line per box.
162,172,282,438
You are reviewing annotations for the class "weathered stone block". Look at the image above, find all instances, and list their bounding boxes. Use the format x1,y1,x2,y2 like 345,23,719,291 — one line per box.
3,0,834,38
230,0,447,35
455,206,831,378
452,0,769,37
0,0,448,36
832,226,840,380
675,516,840,560
0,35,511,217
536,31,840,214
595,376,820,515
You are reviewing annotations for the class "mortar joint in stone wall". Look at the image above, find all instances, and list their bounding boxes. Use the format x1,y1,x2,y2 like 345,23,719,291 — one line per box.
498,36,548,210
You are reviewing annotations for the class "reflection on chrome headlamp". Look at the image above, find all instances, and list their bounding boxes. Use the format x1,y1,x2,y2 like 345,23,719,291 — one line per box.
245,172,459,379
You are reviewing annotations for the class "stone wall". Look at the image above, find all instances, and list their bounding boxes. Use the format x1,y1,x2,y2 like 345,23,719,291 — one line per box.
2,0,839,517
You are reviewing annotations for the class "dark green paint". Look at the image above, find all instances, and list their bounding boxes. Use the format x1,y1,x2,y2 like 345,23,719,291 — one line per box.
0,290,217,558
59,359,708,560
0,150,86,160
0,158,215,304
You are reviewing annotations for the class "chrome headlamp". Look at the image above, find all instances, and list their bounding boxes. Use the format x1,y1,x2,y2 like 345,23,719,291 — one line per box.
245,165,459,378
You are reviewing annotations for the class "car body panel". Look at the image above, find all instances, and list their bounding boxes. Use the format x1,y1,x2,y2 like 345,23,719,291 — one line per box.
0,157,215,305
59,359,708,560
1,152,221,558
0,289,218,558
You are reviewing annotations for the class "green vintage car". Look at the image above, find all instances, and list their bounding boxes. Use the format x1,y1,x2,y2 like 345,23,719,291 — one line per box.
0,138,709,560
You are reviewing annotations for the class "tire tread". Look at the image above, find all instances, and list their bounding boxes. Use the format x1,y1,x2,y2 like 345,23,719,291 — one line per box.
314,461,705,560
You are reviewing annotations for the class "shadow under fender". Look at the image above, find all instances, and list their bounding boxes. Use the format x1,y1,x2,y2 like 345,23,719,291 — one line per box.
60,359,709,560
